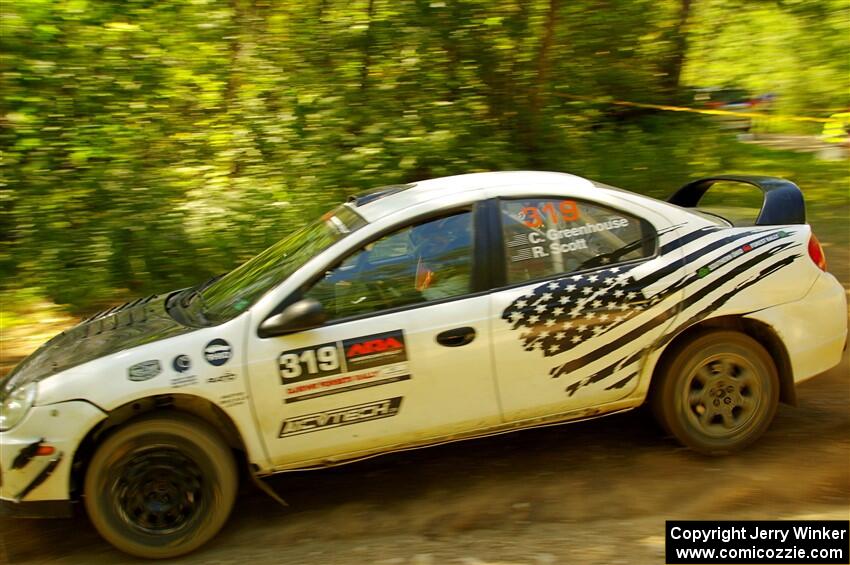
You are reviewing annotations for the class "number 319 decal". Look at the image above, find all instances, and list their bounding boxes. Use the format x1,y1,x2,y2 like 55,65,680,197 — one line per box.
519,200,581,228
279,343,342,383
277,330,409,386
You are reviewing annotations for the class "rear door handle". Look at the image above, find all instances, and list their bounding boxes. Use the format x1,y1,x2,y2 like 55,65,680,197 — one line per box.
436,326,476,347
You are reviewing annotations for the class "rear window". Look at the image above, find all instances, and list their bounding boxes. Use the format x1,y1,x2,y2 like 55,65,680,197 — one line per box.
499,197,656,285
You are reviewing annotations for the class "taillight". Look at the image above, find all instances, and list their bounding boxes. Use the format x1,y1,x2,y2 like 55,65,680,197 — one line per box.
808,234,828,271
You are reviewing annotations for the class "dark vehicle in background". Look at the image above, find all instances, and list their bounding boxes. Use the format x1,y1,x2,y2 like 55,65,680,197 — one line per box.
693,87,776,133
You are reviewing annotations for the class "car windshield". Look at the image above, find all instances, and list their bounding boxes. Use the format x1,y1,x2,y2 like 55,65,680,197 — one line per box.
195,204,366,324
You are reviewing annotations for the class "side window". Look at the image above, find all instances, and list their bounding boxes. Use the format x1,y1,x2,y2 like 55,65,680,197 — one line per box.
367,229,412,261
304,211,474,320
500,198,655,284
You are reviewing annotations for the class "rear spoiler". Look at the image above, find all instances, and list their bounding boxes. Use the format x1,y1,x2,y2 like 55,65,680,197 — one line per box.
668,175,806,225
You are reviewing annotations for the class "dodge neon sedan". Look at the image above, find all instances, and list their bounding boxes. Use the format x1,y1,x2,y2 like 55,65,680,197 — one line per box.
1,171,846,558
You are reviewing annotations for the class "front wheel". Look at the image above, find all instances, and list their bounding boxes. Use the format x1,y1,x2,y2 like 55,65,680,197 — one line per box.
651,330,779,455
84,413,237,559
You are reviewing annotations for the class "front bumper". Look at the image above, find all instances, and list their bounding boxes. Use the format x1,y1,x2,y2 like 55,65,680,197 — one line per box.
1,400,106,510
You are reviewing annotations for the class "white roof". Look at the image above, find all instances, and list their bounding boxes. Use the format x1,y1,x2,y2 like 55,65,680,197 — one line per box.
355,171,598,222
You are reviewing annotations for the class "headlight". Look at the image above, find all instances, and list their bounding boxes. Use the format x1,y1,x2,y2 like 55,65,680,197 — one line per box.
0,382,37,431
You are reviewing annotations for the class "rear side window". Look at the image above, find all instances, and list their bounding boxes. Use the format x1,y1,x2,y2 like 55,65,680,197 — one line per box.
500,198,655,284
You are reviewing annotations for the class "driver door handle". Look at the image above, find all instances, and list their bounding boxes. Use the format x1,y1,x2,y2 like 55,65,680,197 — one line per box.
436,326,476,347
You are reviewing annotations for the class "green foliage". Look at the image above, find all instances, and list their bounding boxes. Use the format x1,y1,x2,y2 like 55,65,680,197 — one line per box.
1,0,847,312
684,0,850,115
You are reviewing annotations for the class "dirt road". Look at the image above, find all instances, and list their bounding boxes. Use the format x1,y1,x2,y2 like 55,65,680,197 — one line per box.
2,343,848,564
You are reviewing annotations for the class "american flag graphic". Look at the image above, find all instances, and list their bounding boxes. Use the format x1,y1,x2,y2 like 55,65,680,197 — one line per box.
501,226,803,396
502,264,660,357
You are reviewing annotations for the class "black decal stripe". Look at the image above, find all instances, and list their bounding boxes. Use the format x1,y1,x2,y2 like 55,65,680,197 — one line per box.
565,353,625,395
15,452,63,501
637,230,790,307
605,372,637,391
638,228,781,288
561,252,800,393
551,242,798,379
659,227,719,254
565,348,648,395
664,241,797,312
654,252,802,352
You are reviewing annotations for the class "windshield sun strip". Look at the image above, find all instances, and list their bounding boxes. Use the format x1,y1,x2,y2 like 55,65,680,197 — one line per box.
327,214,350,234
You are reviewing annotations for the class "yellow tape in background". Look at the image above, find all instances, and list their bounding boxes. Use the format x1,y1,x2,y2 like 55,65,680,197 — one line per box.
553,93,832,124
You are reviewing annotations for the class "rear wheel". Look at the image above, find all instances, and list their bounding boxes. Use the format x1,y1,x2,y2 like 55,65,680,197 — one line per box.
84,413,237,559
651,330,779,455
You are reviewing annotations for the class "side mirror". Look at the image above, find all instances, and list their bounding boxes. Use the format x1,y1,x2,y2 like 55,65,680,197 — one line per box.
258,298,327,338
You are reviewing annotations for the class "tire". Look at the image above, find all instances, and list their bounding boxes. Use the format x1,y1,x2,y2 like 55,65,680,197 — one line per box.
84,412,237,559
651,330,779,455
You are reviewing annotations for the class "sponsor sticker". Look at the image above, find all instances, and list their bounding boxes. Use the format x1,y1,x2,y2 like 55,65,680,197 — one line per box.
220,391,248,408
279,397,403,438
278,330,411,402
700,230,791,277
170,374,198,388
207,372,237,384
204,339,232,366
172,354,192,373
128,360,162,382
343,330,408,370
284,369,410,404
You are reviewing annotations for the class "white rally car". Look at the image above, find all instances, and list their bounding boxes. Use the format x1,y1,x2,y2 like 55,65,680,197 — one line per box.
1,172,846,558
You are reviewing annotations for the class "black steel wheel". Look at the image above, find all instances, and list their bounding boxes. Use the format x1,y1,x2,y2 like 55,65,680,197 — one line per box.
651,330,779,455
84,413,237,559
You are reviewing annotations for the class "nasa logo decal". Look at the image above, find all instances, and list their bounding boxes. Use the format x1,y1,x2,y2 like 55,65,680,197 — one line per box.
204,339,232,367
172,354,192,373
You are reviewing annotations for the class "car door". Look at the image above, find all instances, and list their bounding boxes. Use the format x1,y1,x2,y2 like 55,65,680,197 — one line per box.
489,195,685,422
246,207,502,469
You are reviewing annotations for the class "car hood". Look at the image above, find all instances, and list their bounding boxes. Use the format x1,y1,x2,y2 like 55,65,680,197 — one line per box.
1,293,197,398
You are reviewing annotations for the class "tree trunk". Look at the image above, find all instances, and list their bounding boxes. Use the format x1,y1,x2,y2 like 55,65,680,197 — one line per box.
226,0,245,180
360,0,376,93
525,0,560,163
530,0,558,122
663,0,693,94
